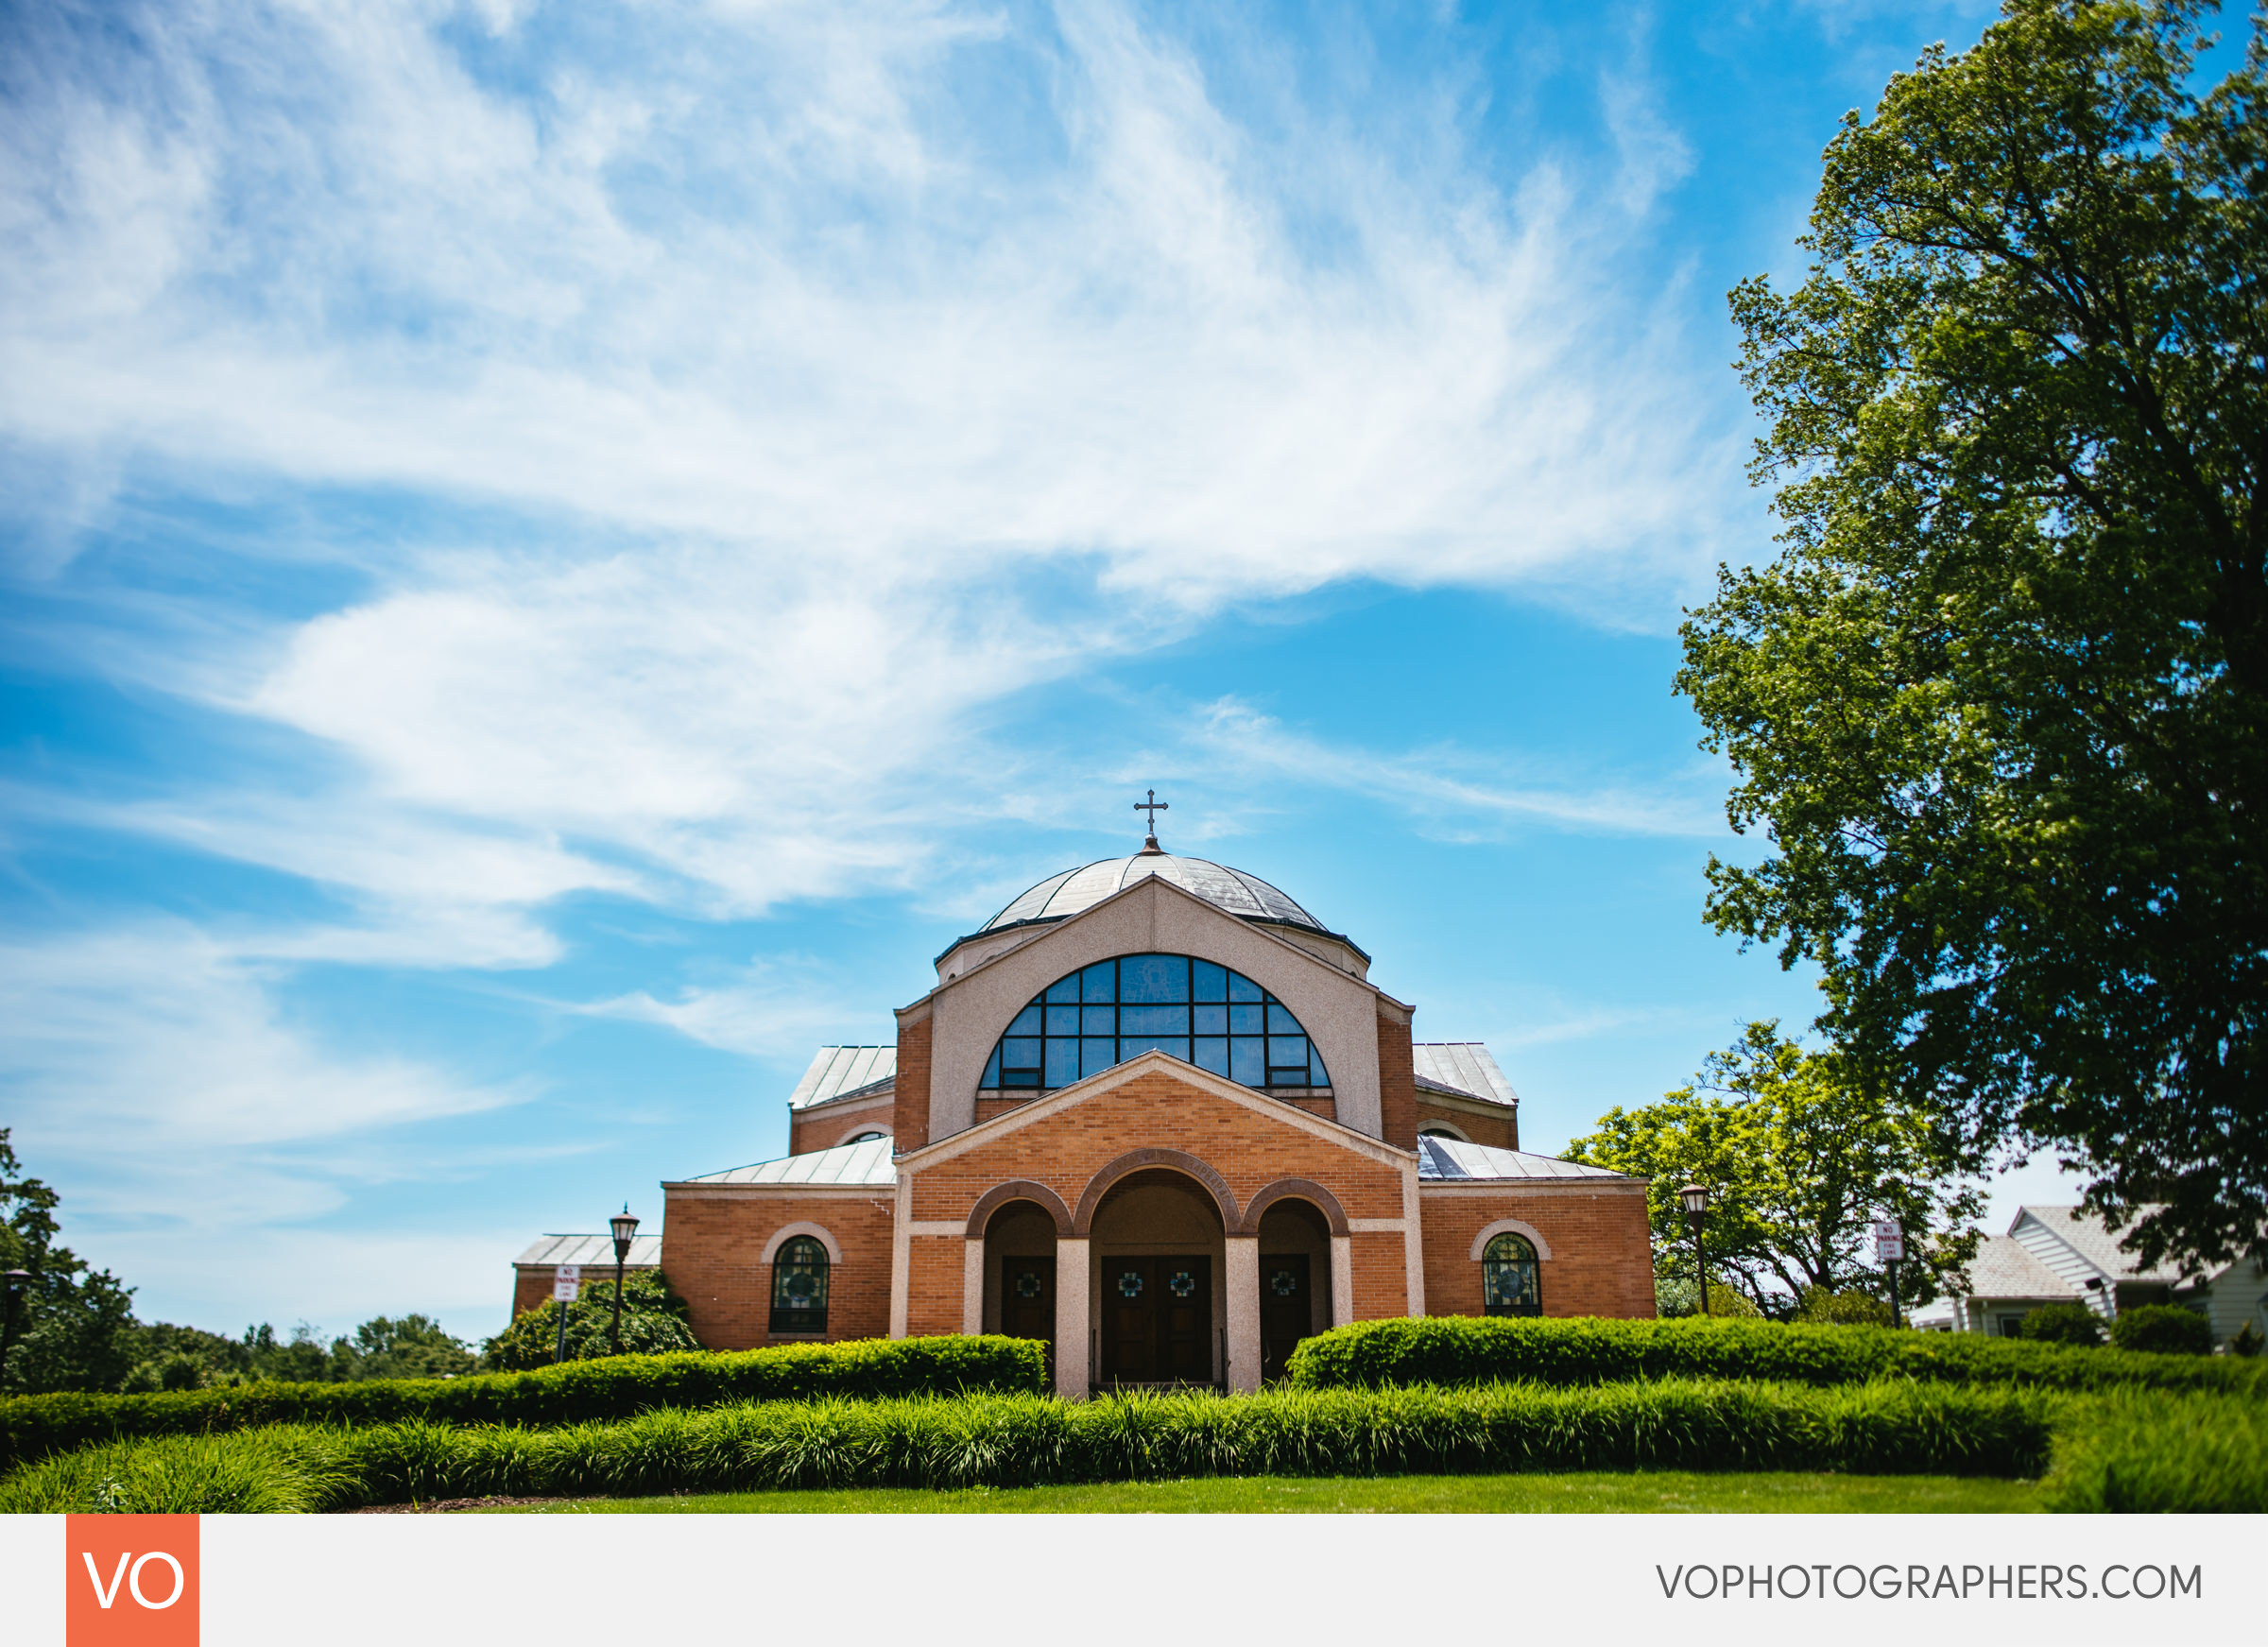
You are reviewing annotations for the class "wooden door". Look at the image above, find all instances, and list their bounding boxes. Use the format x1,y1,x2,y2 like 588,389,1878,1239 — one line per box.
1001,1257,1056,1380
1261,1254,1312,1382
1103,1259,1156,1381
1158,1258,1211,1382
1099,1257,1214,1384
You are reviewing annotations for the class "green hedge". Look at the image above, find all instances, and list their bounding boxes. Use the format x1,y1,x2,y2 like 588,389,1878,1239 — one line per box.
1283,1316,2268,1397
0,1336,1046,1472
0,1379,2056,1512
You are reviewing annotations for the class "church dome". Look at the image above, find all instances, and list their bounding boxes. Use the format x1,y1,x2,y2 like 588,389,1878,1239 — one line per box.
981,850,1334,941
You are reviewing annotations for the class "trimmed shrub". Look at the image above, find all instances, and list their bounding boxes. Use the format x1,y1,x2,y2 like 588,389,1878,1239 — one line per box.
482,1274,698,1371
1793,1288,1893,1327
0,1335,1046,1471
0,1379,2058,1512
2042,1387,2268,1513
2108,1305,2213,1357
2017,1303,2105,1347
1281,1315,2268,1398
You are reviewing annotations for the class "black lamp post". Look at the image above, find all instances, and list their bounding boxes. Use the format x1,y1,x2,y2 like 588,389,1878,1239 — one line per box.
0,1269,29,1377
608,1206,640,1356
1677,1184,1710,1317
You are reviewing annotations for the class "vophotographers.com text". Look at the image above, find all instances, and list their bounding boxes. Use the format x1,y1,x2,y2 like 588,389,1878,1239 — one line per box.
1656,1563,2202,1602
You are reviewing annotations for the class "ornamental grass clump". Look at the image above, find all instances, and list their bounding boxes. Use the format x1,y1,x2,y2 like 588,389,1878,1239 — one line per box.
0,1379,2057,1512
2042,1388,2268,1514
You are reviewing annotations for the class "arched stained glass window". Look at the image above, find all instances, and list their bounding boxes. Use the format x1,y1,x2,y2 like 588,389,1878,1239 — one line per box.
770,1236,830,1334
979,952,1331,1097
1482,1232,1541,1317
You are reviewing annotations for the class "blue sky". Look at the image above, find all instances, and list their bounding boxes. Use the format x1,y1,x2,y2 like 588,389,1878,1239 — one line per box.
2,0,2087,1342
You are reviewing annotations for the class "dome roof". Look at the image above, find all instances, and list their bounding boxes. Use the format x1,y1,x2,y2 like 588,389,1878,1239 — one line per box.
981,850,1331,939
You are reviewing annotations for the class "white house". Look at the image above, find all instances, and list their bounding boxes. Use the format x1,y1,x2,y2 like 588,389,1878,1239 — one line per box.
1915,1205,2267,1350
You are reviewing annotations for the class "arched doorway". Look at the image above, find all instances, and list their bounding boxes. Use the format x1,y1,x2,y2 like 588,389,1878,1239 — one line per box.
983,1200,1059,1348
1087,1169,1228,1387
1255,1197,1333,1381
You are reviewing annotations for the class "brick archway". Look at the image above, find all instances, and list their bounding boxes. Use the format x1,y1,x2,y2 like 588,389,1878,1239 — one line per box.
1237,1176,1350,1237
965,1179,1074,1239
1071,1148,1239,1236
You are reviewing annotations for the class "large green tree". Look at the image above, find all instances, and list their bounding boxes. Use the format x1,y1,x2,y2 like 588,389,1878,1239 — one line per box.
1566,1024,1984,1315
0,1127,137,1394
1680,0,2267,1269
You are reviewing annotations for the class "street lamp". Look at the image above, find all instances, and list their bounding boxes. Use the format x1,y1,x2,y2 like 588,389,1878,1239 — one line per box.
608,1206,640,1356
0,1270,29,1376
1677,1184,1710,1317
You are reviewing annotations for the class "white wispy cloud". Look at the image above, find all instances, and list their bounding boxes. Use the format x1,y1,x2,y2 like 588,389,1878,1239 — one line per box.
581,954,877,1059
0,2,1752,1329
3,0,1740,930
1186,698,1726,838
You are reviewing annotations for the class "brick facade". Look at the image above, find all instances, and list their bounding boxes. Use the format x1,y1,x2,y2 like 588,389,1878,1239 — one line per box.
789,1095,894,1155
661,1192,896,1350
1377,1008,1418,1151
892,1013,932,1151
1418,1187,1658,1319
1415,1095,1519,1150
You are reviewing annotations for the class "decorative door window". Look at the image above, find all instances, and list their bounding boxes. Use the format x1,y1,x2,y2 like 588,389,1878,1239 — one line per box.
1118,1270,1144,1298
1168,1269,1196,1299
1482,1233,1542,1317
1270,1269,1298,1296
1014,1271,1044,1300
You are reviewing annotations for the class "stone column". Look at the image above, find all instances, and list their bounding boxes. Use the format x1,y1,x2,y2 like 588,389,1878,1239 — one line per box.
1225,1234,1262,1393
1330,1234,1355,1327
961,1236,986,1336
1055,1237,1091,1399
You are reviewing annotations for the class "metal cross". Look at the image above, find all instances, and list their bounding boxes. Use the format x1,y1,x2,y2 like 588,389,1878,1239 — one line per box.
1134,789,1169,834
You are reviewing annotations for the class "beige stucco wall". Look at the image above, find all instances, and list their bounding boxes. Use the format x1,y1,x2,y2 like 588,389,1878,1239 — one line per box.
914,877,1392,1143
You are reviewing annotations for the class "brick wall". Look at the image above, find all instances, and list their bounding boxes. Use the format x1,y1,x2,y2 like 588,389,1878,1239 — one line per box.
893,1014,932,1150
661,1192,897,1349
904,1235,965,1338
974,1095,1037,1125
1415,1097,1518,1150
790,1096,894,1155
1377,1007,1418,1151
1418,1188,1657,1319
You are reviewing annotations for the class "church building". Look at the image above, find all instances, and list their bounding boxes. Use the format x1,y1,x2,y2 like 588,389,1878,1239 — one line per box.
516,818,1657,1396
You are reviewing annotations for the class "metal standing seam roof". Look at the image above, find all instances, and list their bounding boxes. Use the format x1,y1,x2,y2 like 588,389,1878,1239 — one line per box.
986,853,1323,931
512,1234,664,1268
1957,1235,2080,1300
1411,1043,1520,1108
788,1045,897,1111
1416,1137,1630,1182
960,850,1362,953
680,1137,898,1188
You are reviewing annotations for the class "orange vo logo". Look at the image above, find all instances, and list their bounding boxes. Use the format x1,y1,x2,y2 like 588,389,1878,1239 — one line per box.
65,1515,198,1646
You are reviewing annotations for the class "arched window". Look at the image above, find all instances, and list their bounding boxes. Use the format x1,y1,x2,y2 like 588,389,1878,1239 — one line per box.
770,1236,830,1334
845,1130,887,1144
978,952,1332,1097
1482,1232,1541,1317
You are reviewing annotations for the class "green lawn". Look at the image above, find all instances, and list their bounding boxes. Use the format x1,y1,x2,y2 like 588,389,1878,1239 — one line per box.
490,1471,2046,1515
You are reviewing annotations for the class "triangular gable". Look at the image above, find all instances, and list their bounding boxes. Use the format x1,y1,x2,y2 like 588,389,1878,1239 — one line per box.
896,1047,1415,1173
